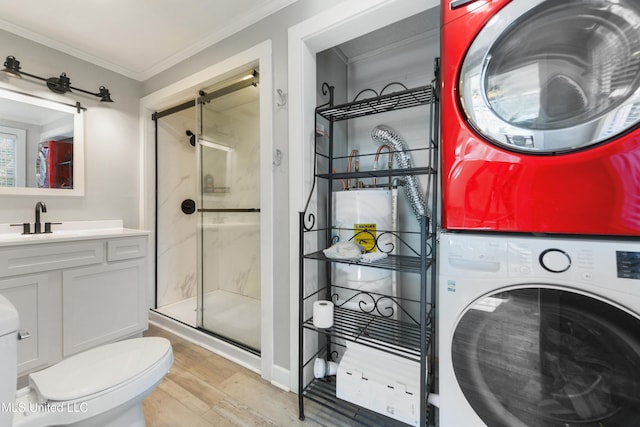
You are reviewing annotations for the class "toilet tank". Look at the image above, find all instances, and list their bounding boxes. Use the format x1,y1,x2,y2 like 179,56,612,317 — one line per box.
0,295,18,426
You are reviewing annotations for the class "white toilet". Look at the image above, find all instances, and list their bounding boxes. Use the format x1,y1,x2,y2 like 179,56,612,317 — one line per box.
0,294,173,427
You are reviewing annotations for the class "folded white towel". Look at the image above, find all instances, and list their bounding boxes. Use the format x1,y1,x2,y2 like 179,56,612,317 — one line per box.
360,252,388,263
323,241,364,260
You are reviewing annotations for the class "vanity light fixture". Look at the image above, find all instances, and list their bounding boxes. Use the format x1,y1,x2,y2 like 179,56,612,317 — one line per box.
2,55,114,102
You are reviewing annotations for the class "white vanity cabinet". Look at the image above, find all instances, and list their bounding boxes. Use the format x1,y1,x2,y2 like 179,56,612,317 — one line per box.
0,228,149,377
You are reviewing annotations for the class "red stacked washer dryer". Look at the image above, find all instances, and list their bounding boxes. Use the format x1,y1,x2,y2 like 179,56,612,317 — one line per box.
441,0,640,236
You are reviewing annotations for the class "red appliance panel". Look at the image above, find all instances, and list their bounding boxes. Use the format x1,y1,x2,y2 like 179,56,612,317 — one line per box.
441,0,640,236
442,0,504,26
47,140,73,189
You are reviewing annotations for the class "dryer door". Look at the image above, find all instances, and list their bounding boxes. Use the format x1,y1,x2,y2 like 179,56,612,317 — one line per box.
460,0,640,153
452,287,640,427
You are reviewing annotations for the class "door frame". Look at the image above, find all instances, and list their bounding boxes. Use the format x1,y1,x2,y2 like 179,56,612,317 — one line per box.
140,40,274,379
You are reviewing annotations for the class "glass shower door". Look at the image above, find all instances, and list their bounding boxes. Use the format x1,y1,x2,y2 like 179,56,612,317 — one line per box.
196,72,261,352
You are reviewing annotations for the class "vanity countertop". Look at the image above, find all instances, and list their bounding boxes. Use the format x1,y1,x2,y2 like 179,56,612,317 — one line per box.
0,220,149,247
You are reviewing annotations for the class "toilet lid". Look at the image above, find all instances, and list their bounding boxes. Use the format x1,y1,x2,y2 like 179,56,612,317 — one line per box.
29,337,171,402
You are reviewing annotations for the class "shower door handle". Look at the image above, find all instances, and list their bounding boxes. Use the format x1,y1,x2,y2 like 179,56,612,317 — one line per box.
197,208,261,213
181,199,196,214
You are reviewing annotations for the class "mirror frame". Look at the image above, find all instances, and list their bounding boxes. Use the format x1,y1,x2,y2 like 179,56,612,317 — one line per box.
0,87,84,197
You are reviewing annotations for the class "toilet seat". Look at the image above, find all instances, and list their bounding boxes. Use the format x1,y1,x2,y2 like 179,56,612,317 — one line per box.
30,337,171,402
12,337,173,427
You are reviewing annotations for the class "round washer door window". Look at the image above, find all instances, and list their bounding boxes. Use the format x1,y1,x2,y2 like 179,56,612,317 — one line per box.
460,0,640,153
452,288,640,427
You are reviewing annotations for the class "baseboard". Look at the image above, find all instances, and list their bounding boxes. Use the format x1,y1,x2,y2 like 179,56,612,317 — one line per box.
270,365,291,392
149,310,261,374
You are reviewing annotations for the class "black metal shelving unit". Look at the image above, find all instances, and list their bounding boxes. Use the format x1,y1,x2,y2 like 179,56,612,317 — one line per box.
298,68,439,427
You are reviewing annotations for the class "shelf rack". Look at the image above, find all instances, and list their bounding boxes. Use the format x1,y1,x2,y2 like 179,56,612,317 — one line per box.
316,84,434,122
302,304,433,360
303,250,429,273
298,75,439,426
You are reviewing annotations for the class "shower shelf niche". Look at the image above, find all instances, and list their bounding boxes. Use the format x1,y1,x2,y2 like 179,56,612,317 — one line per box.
298,75,439,427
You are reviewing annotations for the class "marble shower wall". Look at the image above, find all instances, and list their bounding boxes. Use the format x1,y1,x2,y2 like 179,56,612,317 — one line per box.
156,107,198,307
201,96,261,300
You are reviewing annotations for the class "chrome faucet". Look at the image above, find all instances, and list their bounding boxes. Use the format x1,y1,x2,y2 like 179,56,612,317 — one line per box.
34,201,47,234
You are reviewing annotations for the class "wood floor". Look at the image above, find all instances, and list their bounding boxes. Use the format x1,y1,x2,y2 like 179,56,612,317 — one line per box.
142,324,354,427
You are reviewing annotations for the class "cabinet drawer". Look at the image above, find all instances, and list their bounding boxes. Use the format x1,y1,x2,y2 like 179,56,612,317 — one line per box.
0,241,103,278
107,236,147,262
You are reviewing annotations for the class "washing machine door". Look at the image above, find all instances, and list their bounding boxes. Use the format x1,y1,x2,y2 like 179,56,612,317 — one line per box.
452,287,640,427
460,0,640,153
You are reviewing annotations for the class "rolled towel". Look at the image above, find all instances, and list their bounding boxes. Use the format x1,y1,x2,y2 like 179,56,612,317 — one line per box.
360,252,388,263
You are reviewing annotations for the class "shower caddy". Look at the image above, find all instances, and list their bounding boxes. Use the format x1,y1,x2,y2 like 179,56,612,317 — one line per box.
298,60,440,427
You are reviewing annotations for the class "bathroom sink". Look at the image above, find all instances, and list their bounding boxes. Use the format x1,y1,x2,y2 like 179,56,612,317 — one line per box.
0,229,82,240
0,220,148,246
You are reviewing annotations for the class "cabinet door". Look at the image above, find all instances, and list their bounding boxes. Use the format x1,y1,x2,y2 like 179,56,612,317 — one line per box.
62,259,147,356
0,274,57,374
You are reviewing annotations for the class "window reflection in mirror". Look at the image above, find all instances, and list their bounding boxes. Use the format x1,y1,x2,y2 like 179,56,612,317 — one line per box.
0,125,26,186
0,88,84,196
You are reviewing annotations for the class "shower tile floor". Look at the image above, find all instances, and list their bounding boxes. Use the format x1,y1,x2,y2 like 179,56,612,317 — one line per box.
156,290,261,350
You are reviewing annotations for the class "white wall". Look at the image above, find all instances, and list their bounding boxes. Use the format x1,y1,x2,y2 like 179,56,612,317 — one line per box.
0,29,142,228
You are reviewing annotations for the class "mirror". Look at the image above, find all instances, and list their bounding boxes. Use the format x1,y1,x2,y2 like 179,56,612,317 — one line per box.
0,87,84,196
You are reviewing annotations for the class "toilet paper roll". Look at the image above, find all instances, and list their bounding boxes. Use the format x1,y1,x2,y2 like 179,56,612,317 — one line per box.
313,300,334,328
314,358,339,378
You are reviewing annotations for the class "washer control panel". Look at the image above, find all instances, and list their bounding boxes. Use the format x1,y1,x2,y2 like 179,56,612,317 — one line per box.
441,233,640,288
617,251,640,279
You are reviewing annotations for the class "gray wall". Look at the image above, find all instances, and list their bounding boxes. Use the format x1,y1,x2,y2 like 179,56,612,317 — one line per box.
0,29,142,227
